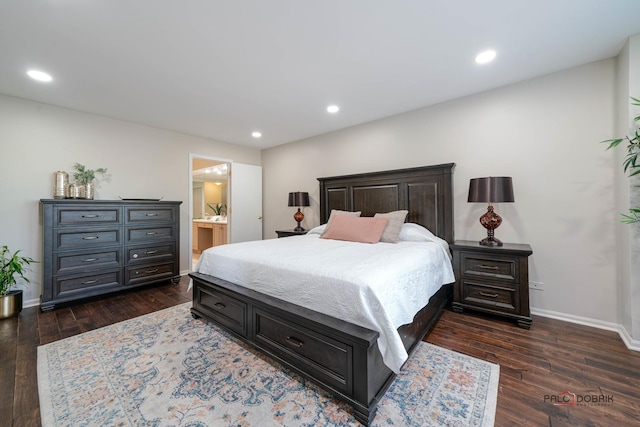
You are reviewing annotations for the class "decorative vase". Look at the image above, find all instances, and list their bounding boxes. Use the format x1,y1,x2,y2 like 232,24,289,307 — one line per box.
85,182,94,200
0,289,23,319
68,183,85,199
53,171,69,199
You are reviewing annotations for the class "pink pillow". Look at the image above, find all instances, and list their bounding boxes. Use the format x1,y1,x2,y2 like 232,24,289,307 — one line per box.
320,215,389,244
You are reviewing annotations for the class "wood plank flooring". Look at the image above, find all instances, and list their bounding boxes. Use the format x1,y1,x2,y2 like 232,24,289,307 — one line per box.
2,276,639,426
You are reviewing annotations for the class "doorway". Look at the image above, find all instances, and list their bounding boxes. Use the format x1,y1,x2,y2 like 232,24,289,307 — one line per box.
188,154,264,271
190,154,231,270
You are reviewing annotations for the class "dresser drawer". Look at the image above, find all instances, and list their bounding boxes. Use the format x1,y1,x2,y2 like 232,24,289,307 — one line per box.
194,284,247,337
56,228,121,250
126,226,174,244
55,270,122,298
127,244,174,264
56,208,121,226
461,280,518,313
461,254,517,281
254,308,352,394
125,262,176,285
126,207,176,223
55,248,121,275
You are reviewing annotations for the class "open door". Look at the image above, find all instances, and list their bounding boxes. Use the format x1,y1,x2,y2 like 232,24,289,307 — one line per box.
229,163,263,243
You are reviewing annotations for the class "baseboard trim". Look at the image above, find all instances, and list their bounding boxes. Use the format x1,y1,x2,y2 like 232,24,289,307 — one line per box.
531,307,640,352
24,298,40,309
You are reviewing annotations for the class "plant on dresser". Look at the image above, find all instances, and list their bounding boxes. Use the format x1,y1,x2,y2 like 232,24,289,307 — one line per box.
40,199,182,311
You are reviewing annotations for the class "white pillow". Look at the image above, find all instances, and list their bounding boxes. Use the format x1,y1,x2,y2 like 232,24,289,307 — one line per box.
307,224,326,235
398,223,450,256
398,222,436,241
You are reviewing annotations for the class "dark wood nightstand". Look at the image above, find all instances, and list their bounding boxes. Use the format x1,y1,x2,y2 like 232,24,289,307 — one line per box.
450,240,533,328
275,229,308,238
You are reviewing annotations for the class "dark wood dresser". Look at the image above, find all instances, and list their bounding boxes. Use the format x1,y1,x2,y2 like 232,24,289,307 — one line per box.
450,240,533,328
40,199,182,311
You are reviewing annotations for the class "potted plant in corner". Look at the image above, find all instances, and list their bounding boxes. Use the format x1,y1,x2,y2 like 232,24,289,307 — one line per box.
72,162,108,200
0,245,36,319
603,96,640,223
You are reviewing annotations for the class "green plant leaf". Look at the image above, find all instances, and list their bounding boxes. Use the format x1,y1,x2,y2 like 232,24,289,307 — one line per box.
603,139,623,149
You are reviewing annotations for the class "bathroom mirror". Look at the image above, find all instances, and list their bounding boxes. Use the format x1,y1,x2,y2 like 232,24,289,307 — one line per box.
192,160,228,219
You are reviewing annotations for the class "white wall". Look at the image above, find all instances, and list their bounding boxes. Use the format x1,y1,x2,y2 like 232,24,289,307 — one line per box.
630,36,640,344
0,94,261,305
262,59,620,326
616,34,640,343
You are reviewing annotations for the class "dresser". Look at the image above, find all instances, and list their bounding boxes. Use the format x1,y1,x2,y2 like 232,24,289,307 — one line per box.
40,199,182,311
450,240,533,328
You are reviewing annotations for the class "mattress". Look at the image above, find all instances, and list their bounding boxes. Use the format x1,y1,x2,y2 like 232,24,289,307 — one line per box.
192,225,454,373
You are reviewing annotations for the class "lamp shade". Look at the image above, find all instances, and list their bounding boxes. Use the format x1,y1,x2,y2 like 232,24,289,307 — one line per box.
288,191,310,207
467,177,514,204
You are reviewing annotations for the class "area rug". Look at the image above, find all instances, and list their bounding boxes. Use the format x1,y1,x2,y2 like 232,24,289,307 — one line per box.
37,303,499,427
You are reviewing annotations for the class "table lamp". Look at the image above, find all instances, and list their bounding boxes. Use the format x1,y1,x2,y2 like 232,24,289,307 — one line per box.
467,177,514,246
288,191,310,232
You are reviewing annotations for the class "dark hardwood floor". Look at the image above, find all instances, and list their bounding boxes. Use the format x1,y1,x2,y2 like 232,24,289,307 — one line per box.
2,276,639,426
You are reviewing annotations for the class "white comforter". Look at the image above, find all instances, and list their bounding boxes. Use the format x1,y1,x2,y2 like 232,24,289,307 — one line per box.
193,230,454,373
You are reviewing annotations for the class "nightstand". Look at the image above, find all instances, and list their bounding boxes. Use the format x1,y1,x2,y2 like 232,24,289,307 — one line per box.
450,240,533,328
275,229,308,238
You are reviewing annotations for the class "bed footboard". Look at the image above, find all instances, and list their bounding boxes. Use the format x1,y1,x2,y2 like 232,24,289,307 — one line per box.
189,272,451,425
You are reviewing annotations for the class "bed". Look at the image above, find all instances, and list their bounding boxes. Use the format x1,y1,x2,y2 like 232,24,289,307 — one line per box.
189,163,455,425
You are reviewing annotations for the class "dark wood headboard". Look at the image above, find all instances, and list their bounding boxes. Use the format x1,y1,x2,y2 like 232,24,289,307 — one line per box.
317,163,455,243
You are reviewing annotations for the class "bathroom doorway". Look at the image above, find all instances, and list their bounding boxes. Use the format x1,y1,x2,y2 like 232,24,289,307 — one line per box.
190,155,230,270
189,154,263,271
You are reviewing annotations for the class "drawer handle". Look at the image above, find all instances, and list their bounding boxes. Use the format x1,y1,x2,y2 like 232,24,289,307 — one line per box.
145,250,159,255
144,268,159,274
214,302,226,310
146,213,159,217
83,236,99,240
81,279,98,285
479,291,499,298
81,214,99,218
285,336,304,348
82,258,98,262
146,232,158,235
479,265,499,270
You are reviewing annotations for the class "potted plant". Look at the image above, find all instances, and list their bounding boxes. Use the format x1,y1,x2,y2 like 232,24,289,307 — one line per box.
207,203,227,217
0,245,36,319
603,96,640,223
72,162,108,200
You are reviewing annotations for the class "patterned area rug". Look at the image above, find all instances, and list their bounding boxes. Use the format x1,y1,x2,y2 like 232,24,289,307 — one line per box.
38,303,499,426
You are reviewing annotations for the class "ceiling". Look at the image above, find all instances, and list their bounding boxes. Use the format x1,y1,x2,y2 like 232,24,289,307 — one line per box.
2,1,640,149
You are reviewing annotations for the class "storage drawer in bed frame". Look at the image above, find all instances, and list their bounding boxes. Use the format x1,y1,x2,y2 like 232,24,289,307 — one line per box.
190,272,386,425
189,272,452,426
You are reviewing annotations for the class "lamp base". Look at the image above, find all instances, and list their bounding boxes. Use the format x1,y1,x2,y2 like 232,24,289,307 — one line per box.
479,236,503,247
293,208,305,232
479,204,503,247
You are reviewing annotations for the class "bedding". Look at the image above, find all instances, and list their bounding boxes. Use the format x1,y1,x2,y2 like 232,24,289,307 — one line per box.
193,223,454,373
375,210,409,243
319,214,388,243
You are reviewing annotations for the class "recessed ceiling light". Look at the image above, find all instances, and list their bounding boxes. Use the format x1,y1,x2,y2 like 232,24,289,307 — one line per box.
475,50,496,64
252,131,262,138
327,105,340,113
27,69,53,82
